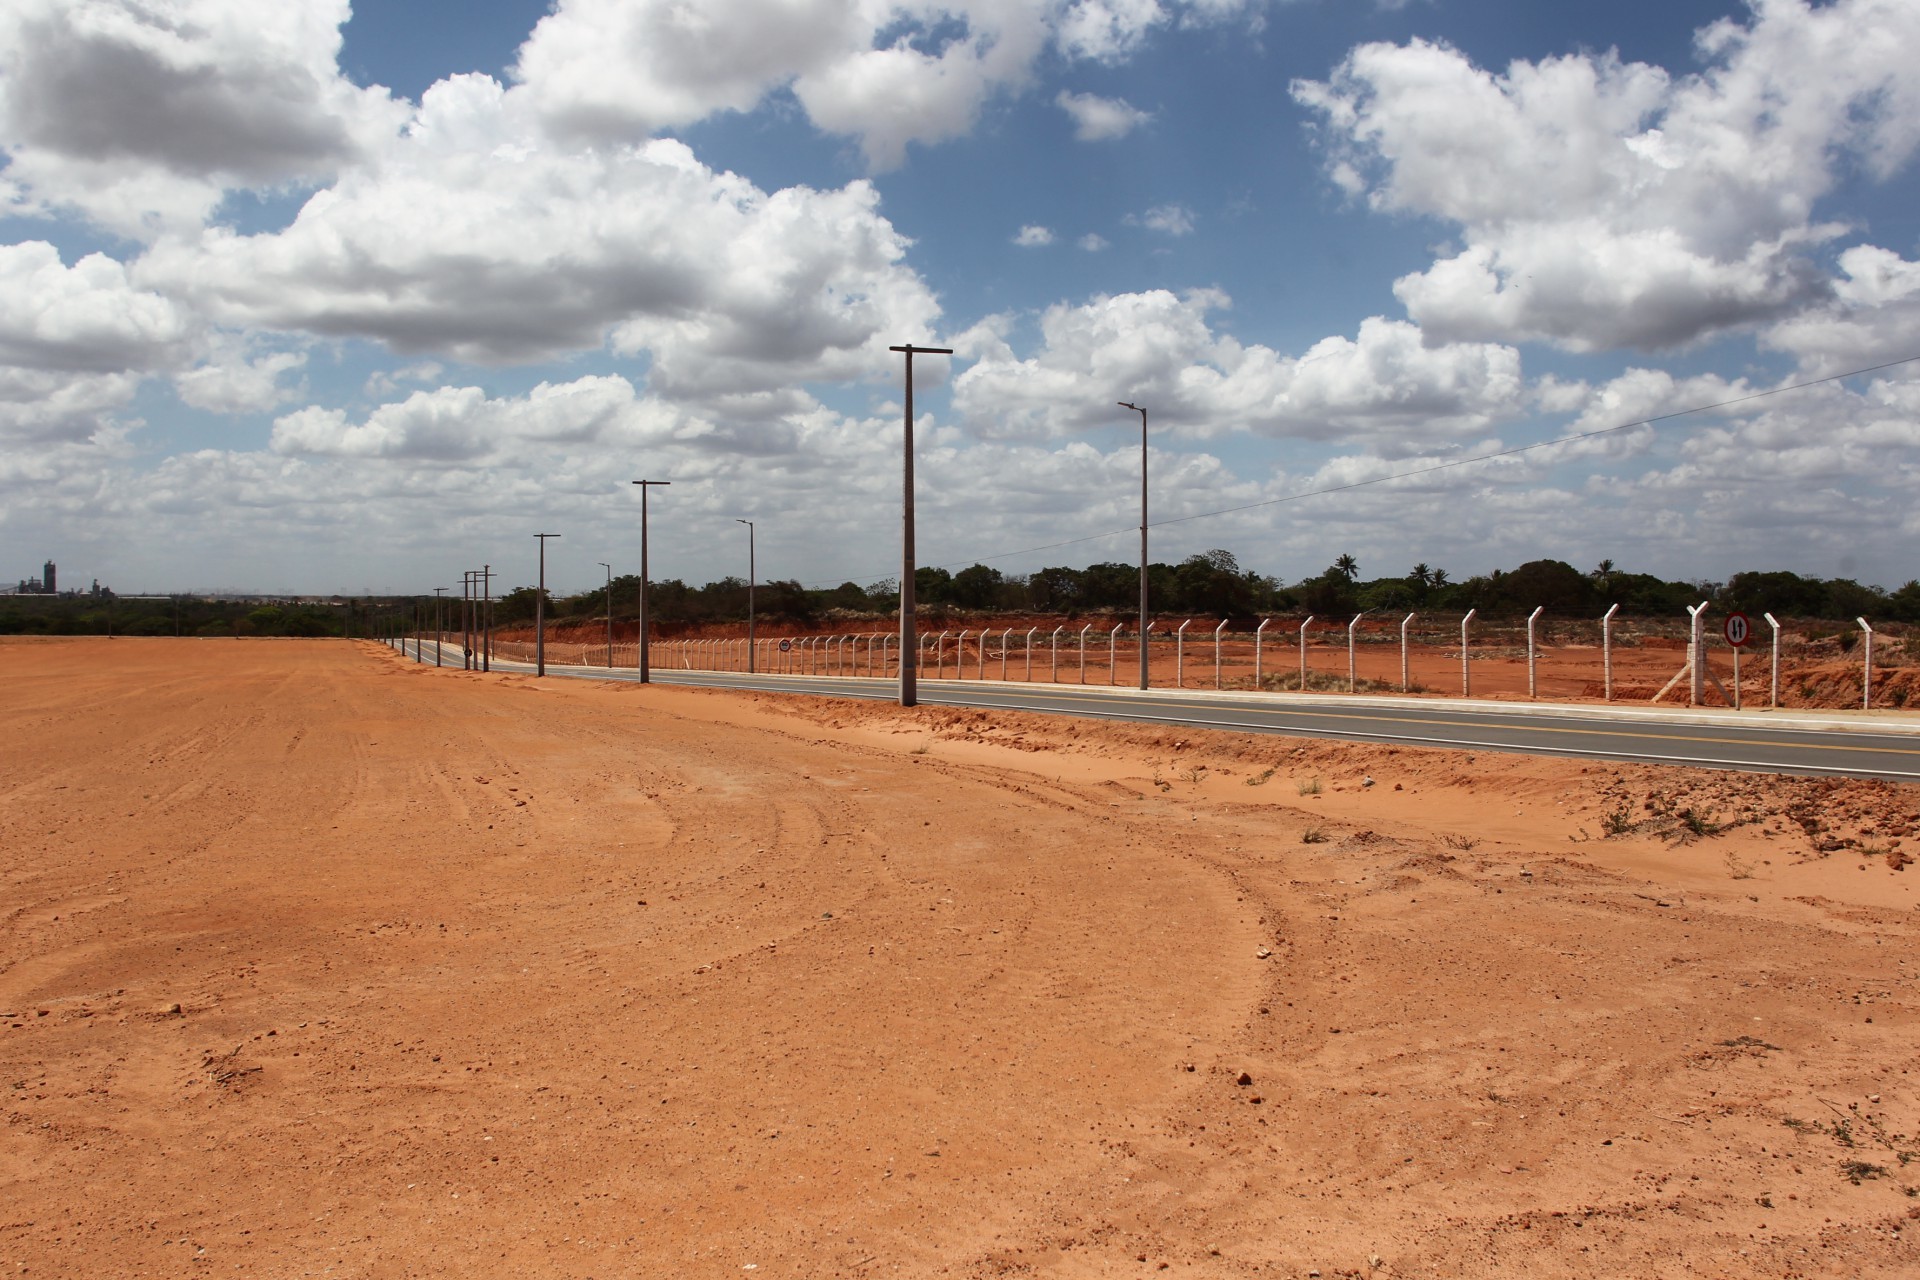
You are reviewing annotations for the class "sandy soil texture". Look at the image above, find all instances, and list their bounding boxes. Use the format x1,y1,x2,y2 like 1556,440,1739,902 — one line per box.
3,638,1918,1279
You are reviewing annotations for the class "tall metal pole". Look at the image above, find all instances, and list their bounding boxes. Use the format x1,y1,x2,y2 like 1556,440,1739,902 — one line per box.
534,534,560,677
631,481,670,683
890,343,952,707
432,588,446,666
599,562,613,669
1120,401,1148,690
737,519,756,673
481,565,492,672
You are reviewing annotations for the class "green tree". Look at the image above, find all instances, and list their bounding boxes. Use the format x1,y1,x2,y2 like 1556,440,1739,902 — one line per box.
949,564,1004,610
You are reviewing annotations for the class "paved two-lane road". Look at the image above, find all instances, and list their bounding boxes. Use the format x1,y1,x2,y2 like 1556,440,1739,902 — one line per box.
392,643,1920,782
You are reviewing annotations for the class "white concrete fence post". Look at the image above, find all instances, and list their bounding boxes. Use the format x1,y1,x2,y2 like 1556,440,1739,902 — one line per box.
1602,604,1619,702
1347,612,1365,693
1213,618,1228,689
1142,621,1156,689
1299,615,1314,692
1108,623,1122,685
1764,613,1780,708
1078,623,1093,683
1025,627,1037,682
1731,626,1743,711
1255,618,1272,689
1859,617,1874,710
1401,612,1416,692
1526,605,1544,700
956,630,970,681
1176,619,1192,688
1051,626,1064,683
1687,602,1709,706
1460,608,1476,697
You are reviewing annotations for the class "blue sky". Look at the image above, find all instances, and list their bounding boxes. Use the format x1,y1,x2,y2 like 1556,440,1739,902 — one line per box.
3,0,1918,597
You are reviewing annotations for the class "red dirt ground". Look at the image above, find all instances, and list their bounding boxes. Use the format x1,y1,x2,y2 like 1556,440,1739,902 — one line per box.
4,638,1917,1278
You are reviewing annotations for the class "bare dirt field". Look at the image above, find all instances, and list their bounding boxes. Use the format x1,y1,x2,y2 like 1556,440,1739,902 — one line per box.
4,637,1918,1279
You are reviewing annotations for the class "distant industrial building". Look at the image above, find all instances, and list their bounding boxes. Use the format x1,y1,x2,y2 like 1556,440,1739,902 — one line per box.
14,560,55,595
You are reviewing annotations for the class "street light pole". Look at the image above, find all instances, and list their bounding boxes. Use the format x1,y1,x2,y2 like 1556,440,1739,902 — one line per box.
631,481,670,683
1120,401,1149,690
599,562,613,669
736,519,756,673
533,534,560,676
890,342,953,707
480,564,493,672
462,571,475,669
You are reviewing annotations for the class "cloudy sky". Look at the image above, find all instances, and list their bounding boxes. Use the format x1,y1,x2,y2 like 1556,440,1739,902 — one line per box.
4,0,1919,597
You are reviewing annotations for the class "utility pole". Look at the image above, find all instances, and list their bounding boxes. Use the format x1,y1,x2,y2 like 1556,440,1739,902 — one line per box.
889,343,953,707
599,562,613,669
631,481,670,683
1120,401,1149,690
432,587,447,666
534,534,560,676
480,565,493,672
736,519,756,673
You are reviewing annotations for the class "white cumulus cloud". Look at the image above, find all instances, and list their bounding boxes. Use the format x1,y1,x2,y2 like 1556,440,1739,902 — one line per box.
510,0,1253,170
0,241,190,442
0,0,407,237
1056,89,1152,141
951,288,1528,446
1764,245,1920,373
1292,0,1920,352
136,76,942,393
1135,204,1194,236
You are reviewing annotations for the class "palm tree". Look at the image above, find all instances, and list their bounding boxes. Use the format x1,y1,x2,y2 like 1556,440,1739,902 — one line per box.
1333,553,1359,582
1409,562,1432,589
1432,567,1450,587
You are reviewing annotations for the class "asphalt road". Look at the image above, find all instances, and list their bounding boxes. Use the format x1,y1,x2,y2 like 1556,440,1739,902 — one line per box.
387,642,1920,782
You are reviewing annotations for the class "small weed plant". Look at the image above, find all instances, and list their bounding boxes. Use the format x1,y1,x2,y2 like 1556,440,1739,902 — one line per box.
1677,806,1724,839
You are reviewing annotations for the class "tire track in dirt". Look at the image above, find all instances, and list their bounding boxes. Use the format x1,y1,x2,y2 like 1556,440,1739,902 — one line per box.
3,640,1270,1279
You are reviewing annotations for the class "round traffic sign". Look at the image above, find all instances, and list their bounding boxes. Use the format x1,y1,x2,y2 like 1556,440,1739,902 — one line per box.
778,638,792,652
1723,612,1752,647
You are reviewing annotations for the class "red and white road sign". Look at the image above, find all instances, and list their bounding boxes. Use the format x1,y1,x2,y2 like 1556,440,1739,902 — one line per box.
778,638,793,652
1723,611,1752,647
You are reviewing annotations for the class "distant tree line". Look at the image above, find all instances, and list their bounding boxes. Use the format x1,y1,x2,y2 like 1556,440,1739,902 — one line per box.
0,595,370,637
7,555,1909,638
513,554,1920,629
